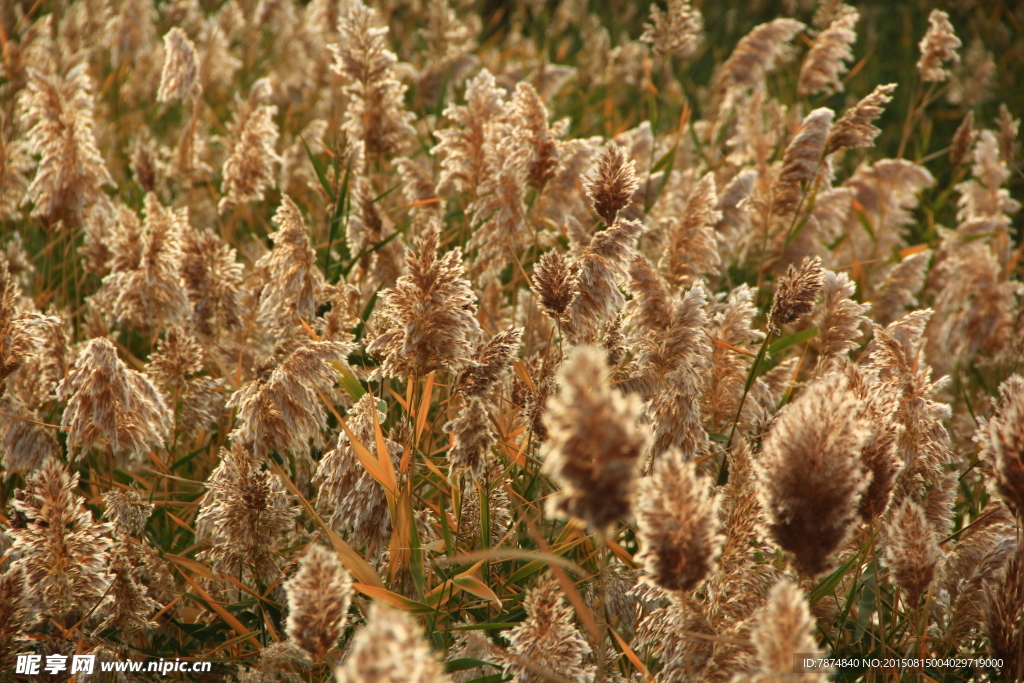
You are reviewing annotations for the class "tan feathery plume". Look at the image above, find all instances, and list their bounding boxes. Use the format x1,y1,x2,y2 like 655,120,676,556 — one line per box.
228,341,349,461
103,484,154,538
757,373,869,577
531,250,580,326
508,81,562,194
57,337,172,462
255,195,325,331
101,193,192,330
93,539,162,635
659,173,722,287
798,8,858,97
146,327,224,434
825,83,897,155
367,221,481,378
443,395,496,483
0,115,32,221
886,498,939,607
872,250,931,327
0,567,35,670
181,228,246,336
956,130,1020,226
219,79,282,212
713,19,806,106
18,62,115,226
458,326,523,396
703,285,764,432
771,108,833,220
983,375,1024,521
995,103,1019,166
984,544,1024,681
314,393,401,550
949,111,977,171
416,0,479,101
917,10,961,83
7,458,112,619
844,365,901,522
748,580,829,682
335,602,451,683
635,448,721,593
0,256,34,392
626,256,710,459
432,68,506,196
499,576,594,683
195,442,298,583
581,142,640,226
157,27,201,103
567,218,645,344
285,544,352,663
346,177,405,293
767,255,826,331
640,0,703,61
330,1,416,164
813,269,871,372
543,345,647,533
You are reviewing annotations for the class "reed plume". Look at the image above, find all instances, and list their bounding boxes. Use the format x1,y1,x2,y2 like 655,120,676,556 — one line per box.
543,344,647,533
219,79,282,212
459,326,523,396
314,393,401,550
798,8,858,97
499,576,593,683
7,458,112,619
581,142,640,226
18,62,114,226
180,228,246,336
157,27,201,103
100,193,192,331
949,111,977,171
103,484,154,539
813,269,870,372
531,250,580,327
0,115,32,222
57,337,172,462
635,448,721,593
433,68,506,196
885,497,939,607
640,0,704,61
917,10,961,83
0,567,35,669
748,580,829,682
757,373,869,577
367,221,481,378
825,83,896,155
872,250,931,327
330,0,416,164
713,19,805,107
767,255,825,331
335,602,451,683
255,195,325,332
444,395,497,484
228,341,349,461
195,442,298,584
285,544,352,663
984,543,1024,681
983,374,1024,521
770,108,833,220
660,173,722,287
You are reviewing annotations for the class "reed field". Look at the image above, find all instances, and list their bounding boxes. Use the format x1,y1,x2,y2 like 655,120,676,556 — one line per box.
2,0,1024,681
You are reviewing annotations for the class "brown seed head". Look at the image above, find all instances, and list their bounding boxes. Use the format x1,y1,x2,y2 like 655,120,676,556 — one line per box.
157,27,201,103
334,602,450,683
826,83,897,155
917,10,961,83
798,8,859,97
768,256,826,330
886,498,939,607
285,544,352,663
750,580,829,680
635,448,721,593
985,375,1024,521
582,142,640,226
640,0,704,60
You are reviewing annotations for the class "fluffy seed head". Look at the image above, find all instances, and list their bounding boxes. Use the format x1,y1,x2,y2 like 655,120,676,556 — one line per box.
635,448,721,593
886,498,939,607
582,142,640,226
771,108,834,219
443,395,496,484
768,256,826,330
640,0,704,60
543,345,648,533
157,27,201,103
334,602,450,683
749,580,829,681
285,544,352,663
757,373,870,577
985,375,1024,521
531,250,579,323
499,576,593,683
917,10,961,82
826,83,897,155
798,8,859,97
